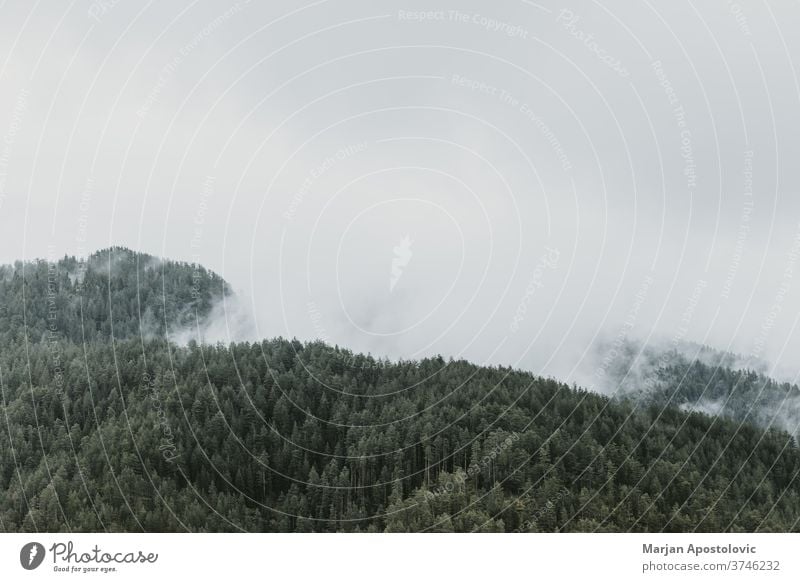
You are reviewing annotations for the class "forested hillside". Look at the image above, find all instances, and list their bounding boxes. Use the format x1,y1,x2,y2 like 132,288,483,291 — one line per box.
0,246,228,345
1,249,799,532
600,340,800,437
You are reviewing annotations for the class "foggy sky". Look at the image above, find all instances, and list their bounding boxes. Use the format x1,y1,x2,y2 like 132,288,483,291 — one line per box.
1,0,800,386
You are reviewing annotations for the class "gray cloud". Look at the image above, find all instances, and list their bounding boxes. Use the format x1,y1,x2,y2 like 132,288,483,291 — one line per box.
2,0,800,384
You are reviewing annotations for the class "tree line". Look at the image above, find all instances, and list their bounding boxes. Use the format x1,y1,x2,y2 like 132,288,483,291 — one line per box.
1,248,798,532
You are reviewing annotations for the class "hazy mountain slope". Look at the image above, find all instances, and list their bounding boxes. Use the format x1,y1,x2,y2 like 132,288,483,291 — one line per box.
0,247,228,345
2,336,799,532
0,251,799,533
596,339,800,436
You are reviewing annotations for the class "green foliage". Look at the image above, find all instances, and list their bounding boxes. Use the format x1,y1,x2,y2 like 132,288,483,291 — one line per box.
608,341,800,436
0,250,798,532
0,247,228,345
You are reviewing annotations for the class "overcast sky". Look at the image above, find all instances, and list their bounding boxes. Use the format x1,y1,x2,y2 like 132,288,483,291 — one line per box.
1,0,800,385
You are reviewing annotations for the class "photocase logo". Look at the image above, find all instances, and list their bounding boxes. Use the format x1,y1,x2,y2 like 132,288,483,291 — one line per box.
20,542,45,570
390,235,414,292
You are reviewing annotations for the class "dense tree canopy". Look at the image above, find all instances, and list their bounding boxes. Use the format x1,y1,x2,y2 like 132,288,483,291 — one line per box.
1,249,799,532
604,340,800,437
0,246,227,346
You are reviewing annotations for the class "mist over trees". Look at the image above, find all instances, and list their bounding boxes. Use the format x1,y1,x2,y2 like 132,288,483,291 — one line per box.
1,249,799,532
596,339,800,437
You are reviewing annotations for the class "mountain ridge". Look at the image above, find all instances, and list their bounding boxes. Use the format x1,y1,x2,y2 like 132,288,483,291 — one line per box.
0,246,229,346
1,249,799,532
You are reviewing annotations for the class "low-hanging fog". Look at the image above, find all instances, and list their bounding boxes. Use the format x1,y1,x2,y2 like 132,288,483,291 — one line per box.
2,0,800,390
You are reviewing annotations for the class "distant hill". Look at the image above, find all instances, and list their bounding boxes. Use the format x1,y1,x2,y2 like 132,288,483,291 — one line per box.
0,250,799,532
594,339,800,436
0,247,229,345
